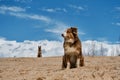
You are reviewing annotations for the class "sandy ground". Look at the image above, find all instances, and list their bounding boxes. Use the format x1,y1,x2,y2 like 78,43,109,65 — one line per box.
0,56,120,80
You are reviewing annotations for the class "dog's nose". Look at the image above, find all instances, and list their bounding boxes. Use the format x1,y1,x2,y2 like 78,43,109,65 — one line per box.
61,34,64,37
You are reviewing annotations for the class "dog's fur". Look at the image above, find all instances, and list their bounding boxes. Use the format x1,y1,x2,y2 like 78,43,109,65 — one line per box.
62,27,84,69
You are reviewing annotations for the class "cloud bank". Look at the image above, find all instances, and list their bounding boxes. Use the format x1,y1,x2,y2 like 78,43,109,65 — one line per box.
0,38,63,57
0,5,25,13
0,38,120,57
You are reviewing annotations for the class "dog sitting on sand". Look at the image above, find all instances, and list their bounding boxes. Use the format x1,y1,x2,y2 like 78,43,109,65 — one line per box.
61,27,84,69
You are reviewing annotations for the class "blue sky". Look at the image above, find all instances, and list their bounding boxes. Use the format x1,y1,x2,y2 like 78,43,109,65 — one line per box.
0,0,120,42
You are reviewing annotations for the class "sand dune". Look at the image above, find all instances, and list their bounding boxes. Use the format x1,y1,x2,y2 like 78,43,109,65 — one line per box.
0,56,120,80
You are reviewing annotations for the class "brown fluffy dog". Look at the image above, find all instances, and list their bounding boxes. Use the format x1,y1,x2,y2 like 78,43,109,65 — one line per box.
61,27,84,69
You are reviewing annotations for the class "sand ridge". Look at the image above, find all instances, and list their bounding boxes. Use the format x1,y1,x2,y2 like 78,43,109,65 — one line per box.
0,56,120,80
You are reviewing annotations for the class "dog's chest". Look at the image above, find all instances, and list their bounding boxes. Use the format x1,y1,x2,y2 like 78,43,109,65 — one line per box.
64,46,79,54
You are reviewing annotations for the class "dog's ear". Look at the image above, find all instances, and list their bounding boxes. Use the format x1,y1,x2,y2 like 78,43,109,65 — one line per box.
71,27,78,41
71,27,78,35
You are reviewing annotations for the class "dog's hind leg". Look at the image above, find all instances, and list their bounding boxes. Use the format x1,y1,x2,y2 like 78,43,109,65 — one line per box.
79,56,84,67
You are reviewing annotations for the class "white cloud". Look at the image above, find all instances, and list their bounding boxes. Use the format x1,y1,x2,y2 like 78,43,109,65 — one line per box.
9,12,51,23
9,11,69,37
0,5,25,12
0,5,84,38
0,5,68,35
14,0,32,3
45,24,86,38
63,8,67,12
0,5,51,23
42,8,56,12
0,0,32,3
78,31,86,35
116,22,120,26
45,29,63,34
42,8,67,13
0,38,120,57
45,22,68,34
0,5,67,25
115,7,120,11
112,22,120,26
69,4,85,11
